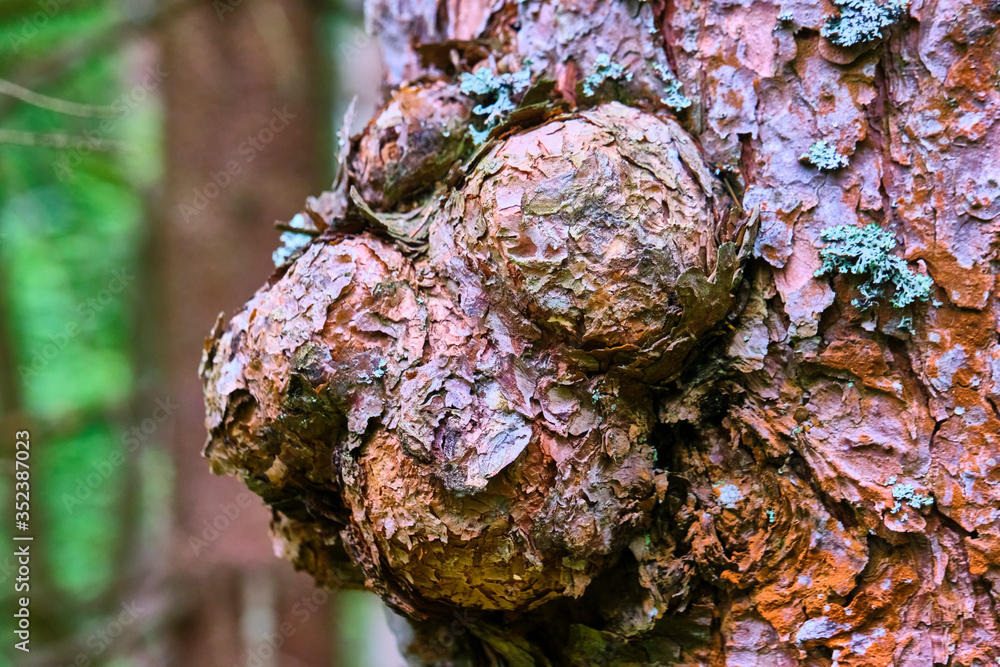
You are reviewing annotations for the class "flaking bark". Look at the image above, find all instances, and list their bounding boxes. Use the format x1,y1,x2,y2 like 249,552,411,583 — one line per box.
202,0,1000,664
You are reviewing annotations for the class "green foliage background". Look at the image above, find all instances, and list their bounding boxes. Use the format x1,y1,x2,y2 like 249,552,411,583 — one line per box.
0,4,158,663
2,0,150,578
0,2,386,664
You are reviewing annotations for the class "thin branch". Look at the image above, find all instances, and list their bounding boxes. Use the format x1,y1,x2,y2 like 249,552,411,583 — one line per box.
0,0,201,122
0,79,118,117
0,129,129,151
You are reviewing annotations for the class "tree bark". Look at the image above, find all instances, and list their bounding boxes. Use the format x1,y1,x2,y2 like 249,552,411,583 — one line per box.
201,0,1000,664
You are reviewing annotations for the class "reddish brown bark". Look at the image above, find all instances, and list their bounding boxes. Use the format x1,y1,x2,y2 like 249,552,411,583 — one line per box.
202,0,1000,664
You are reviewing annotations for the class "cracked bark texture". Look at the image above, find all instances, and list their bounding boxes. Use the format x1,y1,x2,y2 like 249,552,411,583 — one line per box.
201,0,1000,664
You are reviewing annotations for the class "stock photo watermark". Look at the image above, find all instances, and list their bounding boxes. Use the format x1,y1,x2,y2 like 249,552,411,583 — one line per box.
55,599,143,667
336,27,373,62
52,65,169,182
13,429,33,654
17,267,134,383
6,0,72,53
236,588,331,667
410,609,475,664
188,492,256,557
178,106,296,223
60,397,178,513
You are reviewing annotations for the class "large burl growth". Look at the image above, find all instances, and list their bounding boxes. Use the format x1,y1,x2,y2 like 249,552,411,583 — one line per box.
202,0,1000,665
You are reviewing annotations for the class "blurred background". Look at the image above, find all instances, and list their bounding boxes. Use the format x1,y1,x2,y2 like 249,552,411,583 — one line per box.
0,0,407,664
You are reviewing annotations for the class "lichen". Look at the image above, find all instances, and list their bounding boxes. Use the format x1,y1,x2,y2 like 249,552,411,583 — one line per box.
459,67,531,144
890,483,933,513
815,223,934,309
582,53,633,97
801,141,850,171
821,0,907,48
717,483,744,508
651,62,692,110
272,231,312,267
272,212,318,267
795,616,850,645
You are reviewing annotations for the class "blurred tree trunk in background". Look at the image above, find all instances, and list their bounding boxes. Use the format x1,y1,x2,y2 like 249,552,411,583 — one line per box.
158,0,334,664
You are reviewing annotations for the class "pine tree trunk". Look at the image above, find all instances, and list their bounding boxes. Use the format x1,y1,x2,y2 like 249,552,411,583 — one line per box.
160,1,333,664
201,0,1000,664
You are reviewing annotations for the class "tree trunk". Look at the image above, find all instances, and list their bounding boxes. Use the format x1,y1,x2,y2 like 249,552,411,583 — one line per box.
159,1,333,664
200,0,1000,665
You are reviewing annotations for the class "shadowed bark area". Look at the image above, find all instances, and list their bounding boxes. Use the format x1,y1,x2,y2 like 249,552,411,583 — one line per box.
202,0,1000,664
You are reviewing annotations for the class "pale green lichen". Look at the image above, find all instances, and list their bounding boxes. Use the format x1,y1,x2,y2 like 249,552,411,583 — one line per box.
651,62,692,110
890,483,933,514
815,224,934,309
821,0,907,48
583,54,633,97
273,231,312,267
801,141,849,171
272,213,317,267
459,67,531,144
717,483,744,508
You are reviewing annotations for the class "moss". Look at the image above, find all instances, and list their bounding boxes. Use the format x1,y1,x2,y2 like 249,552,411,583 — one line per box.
815,223,934,309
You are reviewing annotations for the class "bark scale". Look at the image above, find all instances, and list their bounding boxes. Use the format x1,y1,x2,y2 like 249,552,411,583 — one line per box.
202,0,1000,664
